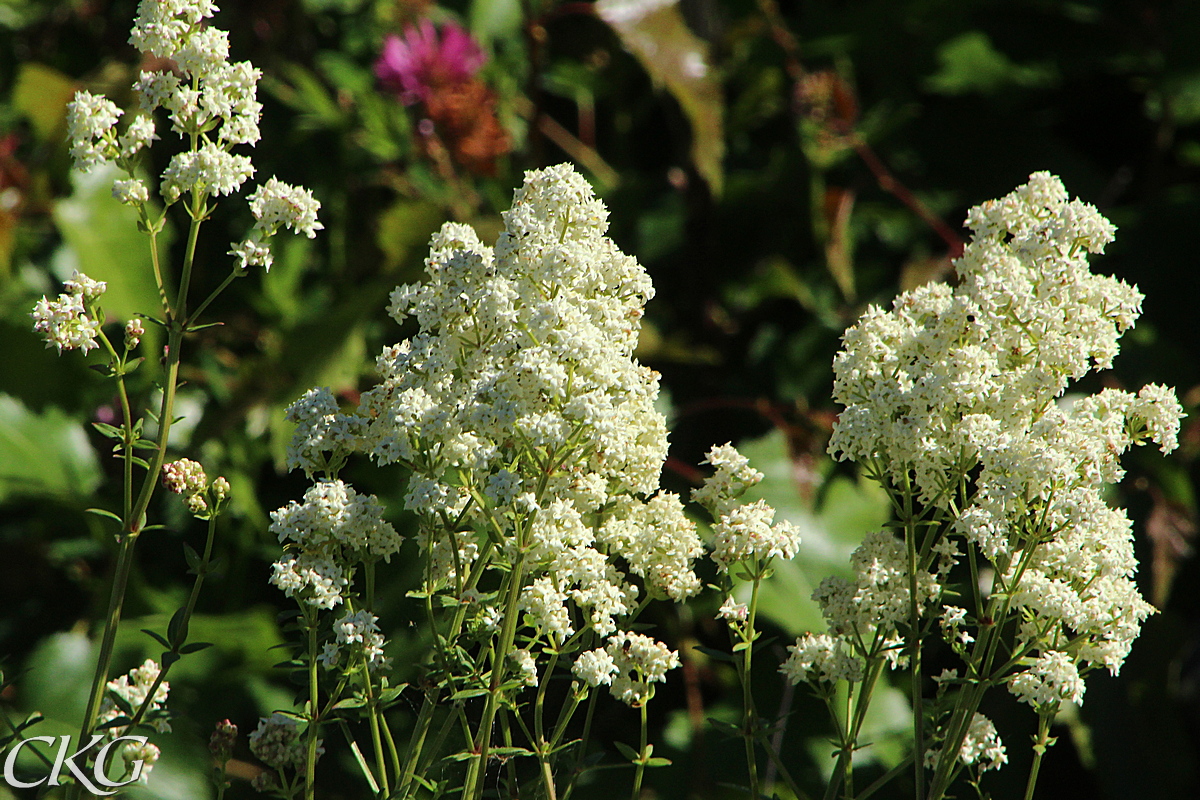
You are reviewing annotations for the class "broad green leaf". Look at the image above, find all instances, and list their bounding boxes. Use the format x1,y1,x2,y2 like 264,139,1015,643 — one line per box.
12,63,76,141
735,429,890,636
597,0,724,194
0,393,100,502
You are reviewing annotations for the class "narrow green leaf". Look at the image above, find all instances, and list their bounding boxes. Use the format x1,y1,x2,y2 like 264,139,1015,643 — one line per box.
141,629,171,648
86,507,124,524
613,741,640,763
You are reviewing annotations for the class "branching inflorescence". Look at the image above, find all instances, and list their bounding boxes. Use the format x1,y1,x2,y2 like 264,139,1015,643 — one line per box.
786,172,1183,799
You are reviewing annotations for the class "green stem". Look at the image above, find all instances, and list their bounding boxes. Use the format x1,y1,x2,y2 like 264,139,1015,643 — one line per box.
630,701,648,800
462,553,527,800
305,613,320,800
69,532,138,799
397,690,438,799
128,511,221,730
741,577,763,800
535,650,560,799
901,471,925,800
1024,712,1055,800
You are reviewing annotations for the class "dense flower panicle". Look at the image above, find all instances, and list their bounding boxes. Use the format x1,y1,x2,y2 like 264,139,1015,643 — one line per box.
65,91,124,171
319,609,388,669
691,442,764,515
573,647,619,687
161,141,254,202
710,498,802,571
30,271,107,354
56,0,320,277
512,649,538,687
813,530,938,639
826,172,1183,685
925,713,1006,773
270,552,348,609
269,166,706,723
277,165,701,651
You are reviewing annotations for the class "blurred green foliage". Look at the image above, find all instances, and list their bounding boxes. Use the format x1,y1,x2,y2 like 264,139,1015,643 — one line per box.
1,0,1199,798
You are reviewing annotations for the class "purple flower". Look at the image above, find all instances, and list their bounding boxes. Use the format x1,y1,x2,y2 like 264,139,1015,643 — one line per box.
375,20,486,105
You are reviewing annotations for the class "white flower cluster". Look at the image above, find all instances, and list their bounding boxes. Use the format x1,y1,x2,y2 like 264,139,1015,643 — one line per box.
813,531,939,639
30,271,106,354
1008,650,1085,709
269,480,402,608
780,632,863,685
827,173,1183,688
61,0,319,271
692,443,802,573
277,165,704,696
320,609,388,670
782,530,935,687
98,659,170,736
926,713,1007,773
230,178,324,270
572,633,680,706
249,712,311,770
120,739,161,785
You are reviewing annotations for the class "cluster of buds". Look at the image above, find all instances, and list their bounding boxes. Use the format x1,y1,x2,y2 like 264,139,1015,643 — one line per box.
162,458,229,518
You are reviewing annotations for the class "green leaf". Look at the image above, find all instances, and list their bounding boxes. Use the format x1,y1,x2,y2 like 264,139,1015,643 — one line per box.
90,422,123,440
86,507,123,524
183,542,203,573
166,605,190,648
12,62,76,140
734,429,890,637
489,747,533,759
0,393,101,502
597,0,724,194
691,645,734,663
613,741,640,763
645,756,673,767
141,629,171,648
178,641,213,655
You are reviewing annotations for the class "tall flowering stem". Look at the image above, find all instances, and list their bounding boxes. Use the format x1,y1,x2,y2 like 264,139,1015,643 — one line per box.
783,172,1184,800
37,2,322,795
693,443,803,800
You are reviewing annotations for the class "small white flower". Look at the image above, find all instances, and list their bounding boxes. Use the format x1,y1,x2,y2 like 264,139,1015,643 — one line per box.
717,596,748,622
